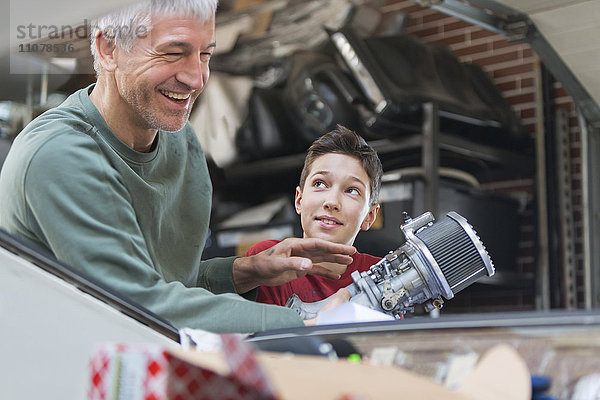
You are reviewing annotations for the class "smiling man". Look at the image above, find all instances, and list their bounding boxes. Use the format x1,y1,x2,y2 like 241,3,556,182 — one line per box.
0,0,357,333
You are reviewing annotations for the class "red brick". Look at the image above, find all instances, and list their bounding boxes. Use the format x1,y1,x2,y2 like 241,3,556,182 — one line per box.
554,86,570,99
492,39,518,51
523,47,534,58
434,33,468,46
571,147,581,158
470,28,498,40
442,20,473,33
405,18,422,31
521,77,535,88
473,50,521,66
407,25,440,38
520,108,535,119
523,123,536,133
569,117,580,129
492,63,534,78
555,97,576,108
497,80,518,92
422,11,450,24
453,42,490,57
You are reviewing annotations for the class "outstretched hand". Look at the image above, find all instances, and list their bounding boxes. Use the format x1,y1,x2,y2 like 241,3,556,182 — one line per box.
233,237,355,294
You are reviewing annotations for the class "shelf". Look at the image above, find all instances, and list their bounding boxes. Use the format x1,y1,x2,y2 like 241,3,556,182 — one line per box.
221,131,534,182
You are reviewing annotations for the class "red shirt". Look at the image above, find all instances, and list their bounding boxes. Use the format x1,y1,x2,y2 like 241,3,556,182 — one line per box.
246,240,381,306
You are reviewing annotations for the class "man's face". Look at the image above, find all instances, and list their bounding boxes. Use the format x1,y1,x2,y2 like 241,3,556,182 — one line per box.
295,153,379,246
112,14,215,132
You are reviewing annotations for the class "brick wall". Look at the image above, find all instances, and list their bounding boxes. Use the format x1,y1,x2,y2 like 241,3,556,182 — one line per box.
377,1,583,311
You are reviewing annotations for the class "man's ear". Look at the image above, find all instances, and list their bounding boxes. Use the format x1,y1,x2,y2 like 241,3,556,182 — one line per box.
294,186,303,215
360,203,380,231
94,31,118,72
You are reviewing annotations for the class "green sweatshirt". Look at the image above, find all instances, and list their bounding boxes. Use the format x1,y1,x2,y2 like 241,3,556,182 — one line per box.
0,85,303,333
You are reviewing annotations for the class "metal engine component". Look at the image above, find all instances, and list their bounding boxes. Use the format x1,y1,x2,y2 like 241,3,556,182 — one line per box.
286,211,495,319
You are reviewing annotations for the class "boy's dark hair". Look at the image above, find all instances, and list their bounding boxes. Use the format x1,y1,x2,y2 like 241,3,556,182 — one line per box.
299,125,383,206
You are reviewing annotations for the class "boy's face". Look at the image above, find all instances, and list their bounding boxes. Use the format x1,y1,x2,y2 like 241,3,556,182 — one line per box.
295,153,379,246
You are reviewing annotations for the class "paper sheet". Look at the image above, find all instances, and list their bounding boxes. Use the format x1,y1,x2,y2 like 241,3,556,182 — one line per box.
316,302,396,325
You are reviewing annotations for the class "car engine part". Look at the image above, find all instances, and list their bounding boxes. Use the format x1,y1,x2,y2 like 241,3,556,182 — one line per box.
286,211,495,319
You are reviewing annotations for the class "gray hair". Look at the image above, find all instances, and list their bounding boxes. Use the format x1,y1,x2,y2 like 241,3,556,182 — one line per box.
90,0,219,75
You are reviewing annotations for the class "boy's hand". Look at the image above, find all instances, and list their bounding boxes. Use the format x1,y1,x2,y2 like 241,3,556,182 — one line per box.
304,288,351,326
232,238,355,294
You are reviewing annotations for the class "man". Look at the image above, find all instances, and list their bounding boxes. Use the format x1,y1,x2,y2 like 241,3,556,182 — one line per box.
0,0,354,333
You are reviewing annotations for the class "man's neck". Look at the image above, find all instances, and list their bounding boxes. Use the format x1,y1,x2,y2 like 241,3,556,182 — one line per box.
89,77,157,153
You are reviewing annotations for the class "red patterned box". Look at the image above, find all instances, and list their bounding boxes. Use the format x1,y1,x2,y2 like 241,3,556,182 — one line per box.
87,343,275,400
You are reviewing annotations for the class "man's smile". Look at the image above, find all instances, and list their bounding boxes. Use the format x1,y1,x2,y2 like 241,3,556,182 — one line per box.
159,88,192,103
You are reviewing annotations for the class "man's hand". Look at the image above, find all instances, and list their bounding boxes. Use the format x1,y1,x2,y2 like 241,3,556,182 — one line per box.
304,288,352,326
233,237,355,294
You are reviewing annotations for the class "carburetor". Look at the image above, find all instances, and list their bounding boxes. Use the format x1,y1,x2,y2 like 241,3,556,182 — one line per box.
286,211,495,319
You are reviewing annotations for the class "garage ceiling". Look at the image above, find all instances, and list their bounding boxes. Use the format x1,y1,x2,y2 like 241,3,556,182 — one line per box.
425,0,600,124
498,0,600,122
1,0,599,124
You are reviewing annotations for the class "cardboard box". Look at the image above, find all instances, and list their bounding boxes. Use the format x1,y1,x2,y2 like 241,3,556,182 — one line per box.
88,341,531,400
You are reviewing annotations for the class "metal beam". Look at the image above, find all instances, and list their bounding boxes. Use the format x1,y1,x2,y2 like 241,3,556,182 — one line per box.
555,107,577,309
534,59,550,310
424,0,512,36
422,102,440,217
580,116,600,308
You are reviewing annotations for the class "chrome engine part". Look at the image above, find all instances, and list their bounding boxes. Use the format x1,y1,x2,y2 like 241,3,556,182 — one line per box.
286,211,495,319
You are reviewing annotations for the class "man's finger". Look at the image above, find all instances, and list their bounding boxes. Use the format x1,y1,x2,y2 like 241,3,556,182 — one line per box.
312,240,356,255
290,238,356,257
306,254,354,265
306,264,341,280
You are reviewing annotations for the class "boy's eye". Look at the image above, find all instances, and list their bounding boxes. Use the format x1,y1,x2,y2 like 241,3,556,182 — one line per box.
313,180,326,188
347,187,360,195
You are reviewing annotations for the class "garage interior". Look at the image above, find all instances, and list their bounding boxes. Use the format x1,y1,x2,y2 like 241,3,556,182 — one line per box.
2,1,600,399
3,0,599,314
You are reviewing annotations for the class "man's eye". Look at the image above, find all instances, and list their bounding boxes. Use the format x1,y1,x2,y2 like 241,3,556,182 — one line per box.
162,53,183,59
200,52,212,62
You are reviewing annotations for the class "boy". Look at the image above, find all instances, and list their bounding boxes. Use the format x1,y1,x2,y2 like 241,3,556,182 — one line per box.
246,125,383,306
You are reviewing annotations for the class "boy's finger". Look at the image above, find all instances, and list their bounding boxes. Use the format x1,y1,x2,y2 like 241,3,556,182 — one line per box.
321,288,351,312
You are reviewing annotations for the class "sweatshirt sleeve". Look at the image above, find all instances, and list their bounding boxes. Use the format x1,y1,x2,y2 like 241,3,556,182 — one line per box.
18,134,303,333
